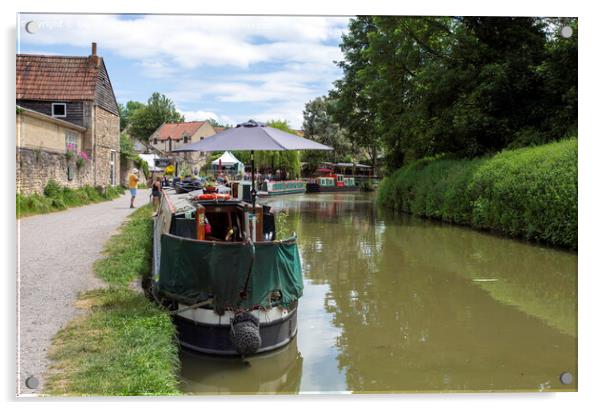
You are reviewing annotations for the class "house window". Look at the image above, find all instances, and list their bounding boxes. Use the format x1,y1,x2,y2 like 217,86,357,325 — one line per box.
65,130,78,152
153,138,158,145
52,103,67,118
183,136,189,143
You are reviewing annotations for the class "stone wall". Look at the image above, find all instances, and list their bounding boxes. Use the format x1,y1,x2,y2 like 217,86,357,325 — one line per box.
120,158,135,187
17,147,94,195
93,106,120,186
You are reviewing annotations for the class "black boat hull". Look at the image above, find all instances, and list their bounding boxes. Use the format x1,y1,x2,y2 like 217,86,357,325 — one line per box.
174,307,298,356
306,183,359,193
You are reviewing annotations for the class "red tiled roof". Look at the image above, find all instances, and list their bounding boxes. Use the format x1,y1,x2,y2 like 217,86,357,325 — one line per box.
17,55,102,101
154,121,207,141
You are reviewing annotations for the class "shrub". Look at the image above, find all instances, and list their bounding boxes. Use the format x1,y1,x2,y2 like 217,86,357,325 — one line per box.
378,138,577,249
43,180,63,199
17,182,125,218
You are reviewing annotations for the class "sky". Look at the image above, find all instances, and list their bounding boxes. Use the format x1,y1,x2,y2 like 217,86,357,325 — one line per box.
17,13,351,129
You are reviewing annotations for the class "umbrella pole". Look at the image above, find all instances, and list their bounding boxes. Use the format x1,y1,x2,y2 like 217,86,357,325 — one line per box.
251,150,256,213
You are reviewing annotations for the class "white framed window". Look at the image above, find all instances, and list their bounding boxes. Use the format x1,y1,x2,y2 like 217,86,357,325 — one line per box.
52,103,67,118
65,130,78,152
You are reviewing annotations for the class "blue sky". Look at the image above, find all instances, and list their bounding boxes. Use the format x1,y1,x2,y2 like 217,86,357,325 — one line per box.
17,14,350,129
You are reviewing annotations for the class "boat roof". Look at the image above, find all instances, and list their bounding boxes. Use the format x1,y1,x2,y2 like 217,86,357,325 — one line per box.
163,187,244,215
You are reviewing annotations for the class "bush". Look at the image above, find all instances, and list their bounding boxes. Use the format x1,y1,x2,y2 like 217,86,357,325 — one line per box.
17,182,126,218
43,180,63,198
378,138,577,249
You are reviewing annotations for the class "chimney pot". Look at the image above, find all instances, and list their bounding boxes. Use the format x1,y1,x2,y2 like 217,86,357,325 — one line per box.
91,42,97,56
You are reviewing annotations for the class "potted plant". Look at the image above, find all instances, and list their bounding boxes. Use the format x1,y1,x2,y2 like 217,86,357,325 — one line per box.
76,151,89,170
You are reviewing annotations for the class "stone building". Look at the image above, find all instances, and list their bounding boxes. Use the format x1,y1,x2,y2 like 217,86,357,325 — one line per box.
149,121,216,174
16,43,120,194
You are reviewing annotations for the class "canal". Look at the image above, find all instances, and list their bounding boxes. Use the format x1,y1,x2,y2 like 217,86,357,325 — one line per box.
179,192,577,394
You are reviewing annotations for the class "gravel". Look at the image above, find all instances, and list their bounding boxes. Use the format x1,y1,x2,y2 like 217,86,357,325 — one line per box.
17,189,151,395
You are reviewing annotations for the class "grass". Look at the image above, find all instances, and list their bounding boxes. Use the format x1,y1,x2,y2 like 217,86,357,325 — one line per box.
378,138,577,249
17,180,125,218
94,206,154,286
44,206,180,396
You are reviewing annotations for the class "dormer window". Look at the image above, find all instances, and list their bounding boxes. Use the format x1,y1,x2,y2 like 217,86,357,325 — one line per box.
52,103,67,118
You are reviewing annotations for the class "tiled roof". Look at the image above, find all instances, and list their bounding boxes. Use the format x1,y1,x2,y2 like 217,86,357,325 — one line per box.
17,55,102,101
154,121,207,141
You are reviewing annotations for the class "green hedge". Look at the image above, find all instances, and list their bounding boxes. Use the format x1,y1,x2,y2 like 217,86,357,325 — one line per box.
17,181,125,218
378,138,577,249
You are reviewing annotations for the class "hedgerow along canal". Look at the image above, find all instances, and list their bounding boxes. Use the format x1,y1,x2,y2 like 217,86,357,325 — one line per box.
178,192,577,394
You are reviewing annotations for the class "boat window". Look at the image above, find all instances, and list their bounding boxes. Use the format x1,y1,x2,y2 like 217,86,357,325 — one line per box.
204,206,245,242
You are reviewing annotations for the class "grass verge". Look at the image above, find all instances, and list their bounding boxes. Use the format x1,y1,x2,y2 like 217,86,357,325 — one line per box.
378,138,577,249
17,180,125,218
44,206,180,396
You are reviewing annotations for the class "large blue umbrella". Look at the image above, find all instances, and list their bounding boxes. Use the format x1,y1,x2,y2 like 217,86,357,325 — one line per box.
172,120,332,209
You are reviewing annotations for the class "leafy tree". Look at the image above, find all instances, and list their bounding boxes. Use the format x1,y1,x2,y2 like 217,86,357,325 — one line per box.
119,134,138,161
118,101,145,132
330,16,577,173
302,96,353,171
206,118,232,129
128,93,184,142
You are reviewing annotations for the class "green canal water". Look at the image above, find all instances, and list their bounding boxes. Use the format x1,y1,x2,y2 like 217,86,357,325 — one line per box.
179,192,577,394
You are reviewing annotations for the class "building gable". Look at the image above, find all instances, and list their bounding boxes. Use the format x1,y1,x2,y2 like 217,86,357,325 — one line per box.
95,59,119,116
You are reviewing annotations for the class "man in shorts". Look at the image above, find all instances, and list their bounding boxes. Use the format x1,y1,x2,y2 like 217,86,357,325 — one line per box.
128,168,139,208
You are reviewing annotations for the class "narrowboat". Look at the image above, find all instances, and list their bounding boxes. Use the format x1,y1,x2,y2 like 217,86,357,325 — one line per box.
148,186,303,356
257,180,307,197
306,172,358,193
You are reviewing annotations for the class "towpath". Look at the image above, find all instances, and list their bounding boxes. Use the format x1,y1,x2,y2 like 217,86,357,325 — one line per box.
17,189,150,395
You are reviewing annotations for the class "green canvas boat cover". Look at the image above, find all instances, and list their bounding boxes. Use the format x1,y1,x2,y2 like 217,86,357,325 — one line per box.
157,233,303,311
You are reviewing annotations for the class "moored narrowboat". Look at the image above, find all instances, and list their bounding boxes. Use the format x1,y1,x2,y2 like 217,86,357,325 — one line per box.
148,187,303,356
306,173,358,193
257,180,307,197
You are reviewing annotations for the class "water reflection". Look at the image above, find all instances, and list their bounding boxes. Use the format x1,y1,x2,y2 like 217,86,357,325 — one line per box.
179,337,303,394
180,192,577,394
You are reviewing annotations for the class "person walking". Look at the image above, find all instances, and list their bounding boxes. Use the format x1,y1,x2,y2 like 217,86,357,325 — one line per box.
128,169,140,208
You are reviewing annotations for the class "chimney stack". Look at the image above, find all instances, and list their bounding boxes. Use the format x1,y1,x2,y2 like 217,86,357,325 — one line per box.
89,42,100,67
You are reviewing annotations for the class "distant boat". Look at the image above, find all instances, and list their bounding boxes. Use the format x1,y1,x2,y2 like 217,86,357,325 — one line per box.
306,169,358,193
258,180,307,197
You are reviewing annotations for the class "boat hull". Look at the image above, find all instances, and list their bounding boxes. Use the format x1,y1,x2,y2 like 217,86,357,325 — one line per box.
257,188,306,197
174,307,298,356
306,183,359,193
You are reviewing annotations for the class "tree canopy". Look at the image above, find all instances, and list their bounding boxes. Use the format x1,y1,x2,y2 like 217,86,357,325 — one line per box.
127,92,184,142
327,17,577,173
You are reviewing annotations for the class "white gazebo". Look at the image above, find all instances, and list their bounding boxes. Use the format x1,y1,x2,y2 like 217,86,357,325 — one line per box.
211,151,244,176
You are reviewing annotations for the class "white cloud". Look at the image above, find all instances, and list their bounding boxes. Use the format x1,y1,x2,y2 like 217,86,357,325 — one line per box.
19,13,350,130
19,14,348,70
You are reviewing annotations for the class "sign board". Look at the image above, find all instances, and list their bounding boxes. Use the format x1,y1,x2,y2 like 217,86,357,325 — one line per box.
154,158,171,167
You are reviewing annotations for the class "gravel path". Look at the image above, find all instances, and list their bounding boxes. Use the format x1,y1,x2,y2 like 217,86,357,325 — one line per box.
17,189,151,395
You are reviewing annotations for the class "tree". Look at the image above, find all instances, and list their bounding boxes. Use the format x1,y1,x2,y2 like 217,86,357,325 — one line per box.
330,16,577,172
206,118,232,129
128,93,184,142
302,96,353,171
329,17,384,170
118,101,145,132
